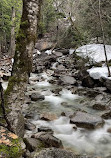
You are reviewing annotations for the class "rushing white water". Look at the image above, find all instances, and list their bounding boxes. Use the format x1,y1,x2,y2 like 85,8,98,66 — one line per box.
30,72,52,87
60,89,81,100
28,72,111,157
32,116,111,157
52,62,58,69
37,81,51,87
45,94,64,106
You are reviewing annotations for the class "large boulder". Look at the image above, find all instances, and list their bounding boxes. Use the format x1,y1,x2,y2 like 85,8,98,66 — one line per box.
34,148,94,158
34,148,76,158
23,138,45,152
35,41,54,51
31,132,63,148
70,111,104,129
105,78,111,92
59,75,76,85
82,75,95,88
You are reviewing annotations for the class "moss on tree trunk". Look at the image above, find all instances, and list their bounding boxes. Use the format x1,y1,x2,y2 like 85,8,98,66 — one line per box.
3,0,42,137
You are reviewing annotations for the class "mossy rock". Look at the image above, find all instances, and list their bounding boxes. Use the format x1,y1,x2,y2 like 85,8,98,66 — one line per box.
0,127,23,158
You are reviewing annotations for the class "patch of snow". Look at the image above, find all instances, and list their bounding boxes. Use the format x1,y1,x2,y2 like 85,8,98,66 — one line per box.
45,50,52,55
33,54,36,57
37,50,41,55
69,49,75,55
2,81,8,90
11,58,14,64
87,66,111,80
76,44,111,63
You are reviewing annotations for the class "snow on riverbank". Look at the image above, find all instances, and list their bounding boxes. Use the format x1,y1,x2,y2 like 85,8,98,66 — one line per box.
76,44,111,63
87,66,111,80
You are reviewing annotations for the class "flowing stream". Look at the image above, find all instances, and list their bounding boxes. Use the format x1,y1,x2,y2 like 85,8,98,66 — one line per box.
26,71,111,158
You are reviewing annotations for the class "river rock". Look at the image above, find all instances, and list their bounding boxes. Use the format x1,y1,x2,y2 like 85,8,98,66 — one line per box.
24,138,45,152
2,73,11,80
70,111,104,129
53,51,63,57
101,110,111,119
105,78,111,92
25,120,36,131
40,113,57,121
92,103,108,111
58,49,69,55
34,148,94,158
57,64,66,71
38,127,53,133
107,128,111,133
30,93,45,101
34,148,76,158
82,75,95,88
35,41,54,51
25,112,35,119
59,75,76,85
51,88,62,94
31,132,63,148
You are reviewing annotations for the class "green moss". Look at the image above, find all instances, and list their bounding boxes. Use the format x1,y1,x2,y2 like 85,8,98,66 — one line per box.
0,138,22,158
36,141,46,152
5,76,26,95
4,75,27,109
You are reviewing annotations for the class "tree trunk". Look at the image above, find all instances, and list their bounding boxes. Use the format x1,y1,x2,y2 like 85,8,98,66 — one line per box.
4,0,42,137
9,7,16,57
0,41,1,57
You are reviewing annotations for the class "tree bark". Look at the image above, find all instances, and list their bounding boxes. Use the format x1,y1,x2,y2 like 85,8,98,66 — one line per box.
0,82,13,132
9,7,16,57
4,0,42,137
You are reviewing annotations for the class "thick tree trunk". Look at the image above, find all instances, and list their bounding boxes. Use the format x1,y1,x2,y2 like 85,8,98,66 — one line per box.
4,0,42,137
9,7,16,57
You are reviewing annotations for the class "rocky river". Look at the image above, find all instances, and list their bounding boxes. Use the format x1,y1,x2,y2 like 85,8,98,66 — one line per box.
23,49,111,158
1,49,111,158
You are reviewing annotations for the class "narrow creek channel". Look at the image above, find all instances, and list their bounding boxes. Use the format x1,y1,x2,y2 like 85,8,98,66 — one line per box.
25,70,111,158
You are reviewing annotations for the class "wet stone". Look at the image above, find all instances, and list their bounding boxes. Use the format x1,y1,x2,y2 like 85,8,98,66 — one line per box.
107,128,111,133
23,138,45,152
30,93,45,101
59,75,76,85
70,111,104,129
92,103,108,111
38,126,53,133
40,113,57,121
31,132,63,148
25,119,36,131
101,110,111,119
